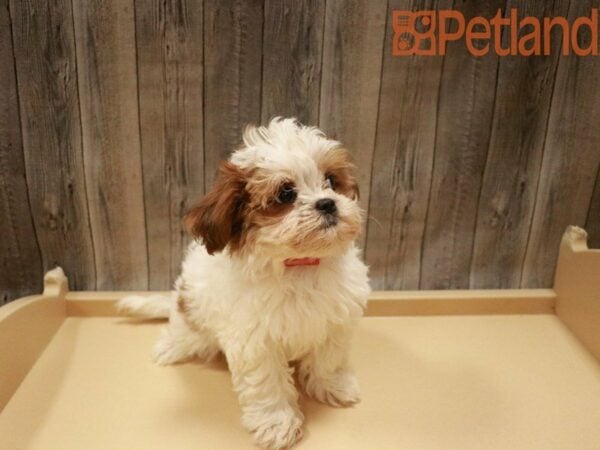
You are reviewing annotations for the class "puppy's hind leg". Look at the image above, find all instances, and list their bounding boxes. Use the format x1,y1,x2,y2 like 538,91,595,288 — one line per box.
152,308,218,366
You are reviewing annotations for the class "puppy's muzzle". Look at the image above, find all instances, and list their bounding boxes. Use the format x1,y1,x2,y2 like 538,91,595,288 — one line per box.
315,198,338,227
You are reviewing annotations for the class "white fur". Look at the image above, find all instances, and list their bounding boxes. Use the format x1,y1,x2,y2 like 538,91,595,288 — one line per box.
119,118,370,449
117,294,172,319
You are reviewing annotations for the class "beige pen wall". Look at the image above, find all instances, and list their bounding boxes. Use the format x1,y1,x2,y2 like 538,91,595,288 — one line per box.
1,0,599,302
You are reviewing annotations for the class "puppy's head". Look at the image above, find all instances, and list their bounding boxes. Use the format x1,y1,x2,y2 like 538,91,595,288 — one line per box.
185,118,362,258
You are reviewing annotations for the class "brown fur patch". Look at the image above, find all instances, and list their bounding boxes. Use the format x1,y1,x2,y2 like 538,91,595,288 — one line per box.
177,296,188,314
184,162,250,254
245,173,296,220
232,174,297,249
176,294,203,333
184,163,301,253
317,147,359,200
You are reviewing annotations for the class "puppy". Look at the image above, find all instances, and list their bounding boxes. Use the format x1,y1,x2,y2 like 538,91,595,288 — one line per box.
118,118,370,449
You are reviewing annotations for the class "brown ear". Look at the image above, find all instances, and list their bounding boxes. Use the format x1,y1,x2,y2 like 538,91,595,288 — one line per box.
349,180,360,201
184,162,248,254
319,147,360,201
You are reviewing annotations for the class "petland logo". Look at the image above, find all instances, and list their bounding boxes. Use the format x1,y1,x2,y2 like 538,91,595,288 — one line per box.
392,9,599,56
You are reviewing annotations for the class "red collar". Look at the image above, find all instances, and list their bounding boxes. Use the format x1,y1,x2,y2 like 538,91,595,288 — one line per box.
284,257,320,267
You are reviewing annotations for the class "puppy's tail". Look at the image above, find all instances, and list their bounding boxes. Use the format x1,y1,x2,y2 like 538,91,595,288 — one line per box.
117,293,174,319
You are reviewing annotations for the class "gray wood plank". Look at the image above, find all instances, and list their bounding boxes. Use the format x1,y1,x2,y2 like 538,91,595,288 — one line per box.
365,0,452,290
135,0,204,290
319,0,387,251
522,0,600,287
261,0,325,125
420,0,504,289
587,165,600,249
0,0,42,303
204,0,263,189
470,0,570,288
4,0,600,299
9,0,96,291
72,0,148,290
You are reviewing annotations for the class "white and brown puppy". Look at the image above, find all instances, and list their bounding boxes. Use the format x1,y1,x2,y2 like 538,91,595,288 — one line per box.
118,118,370,449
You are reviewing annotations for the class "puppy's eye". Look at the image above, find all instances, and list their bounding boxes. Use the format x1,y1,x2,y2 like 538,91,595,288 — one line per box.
276,183,297,204
324,173,336,190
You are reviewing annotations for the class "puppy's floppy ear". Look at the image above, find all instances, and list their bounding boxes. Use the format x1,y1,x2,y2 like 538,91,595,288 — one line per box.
320,147,360,201
348,178,360,201
184,162,249,254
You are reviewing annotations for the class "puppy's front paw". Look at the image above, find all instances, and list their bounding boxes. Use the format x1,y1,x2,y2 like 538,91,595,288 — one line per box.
243,406,303,449
304,370,361,407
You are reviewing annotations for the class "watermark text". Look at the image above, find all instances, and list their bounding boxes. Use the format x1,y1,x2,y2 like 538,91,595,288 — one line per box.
392,9,599,56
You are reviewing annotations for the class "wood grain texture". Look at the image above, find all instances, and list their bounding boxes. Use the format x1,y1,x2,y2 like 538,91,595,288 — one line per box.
586,166,600,249
420,0,504,289
319,0,387,251
261,0,325,125
4,0,600,301
204,0,263,188
470,0,570,288
521,0,600,288
365,0,451,290
9,0,96,292
0,0,42,304
72,0,148,290
135,0,204,290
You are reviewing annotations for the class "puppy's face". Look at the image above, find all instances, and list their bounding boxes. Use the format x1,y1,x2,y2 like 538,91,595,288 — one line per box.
185,119,362,259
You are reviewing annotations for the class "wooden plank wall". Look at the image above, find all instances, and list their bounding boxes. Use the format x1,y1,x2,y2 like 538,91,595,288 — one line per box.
0,0,43,303
2,0,599,302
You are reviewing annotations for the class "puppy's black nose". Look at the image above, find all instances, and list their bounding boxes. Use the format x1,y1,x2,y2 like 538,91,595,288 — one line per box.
315,198,337,214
